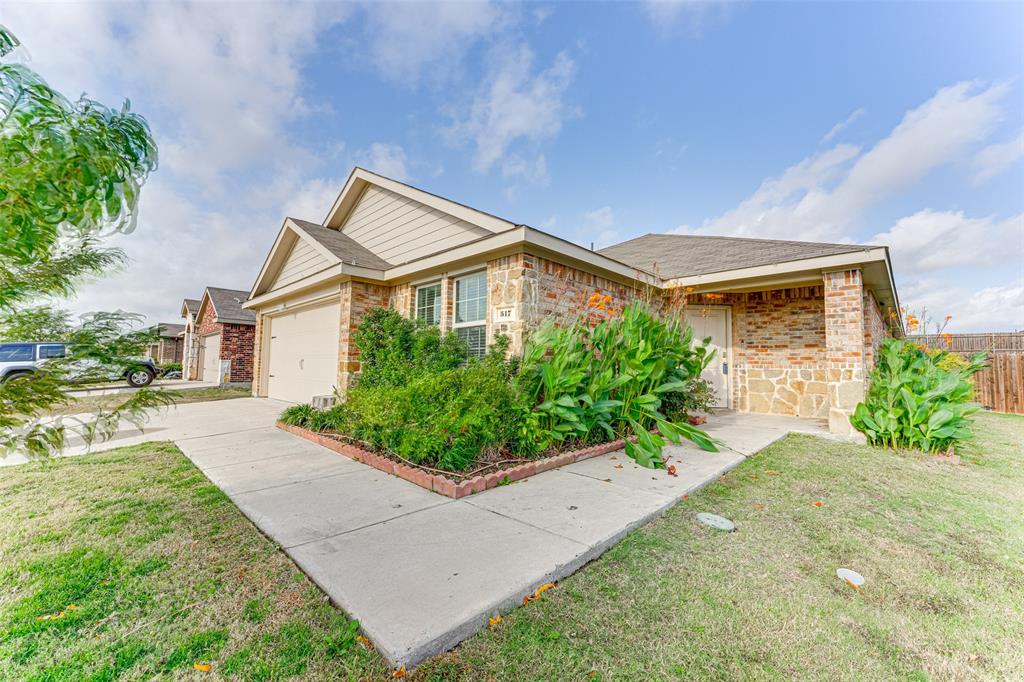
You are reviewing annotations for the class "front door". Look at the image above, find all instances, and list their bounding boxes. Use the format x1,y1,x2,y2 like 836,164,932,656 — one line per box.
685,307,730,408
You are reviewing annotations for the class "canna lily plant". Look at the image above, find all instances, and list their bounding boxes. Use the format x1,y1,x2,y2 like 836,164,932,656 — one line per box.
851,338,987,452
516,300,719,468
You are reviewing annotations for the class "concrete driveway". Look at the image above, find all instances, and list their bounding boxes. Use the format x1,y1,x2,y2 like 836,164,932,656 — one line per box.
2,397,830,668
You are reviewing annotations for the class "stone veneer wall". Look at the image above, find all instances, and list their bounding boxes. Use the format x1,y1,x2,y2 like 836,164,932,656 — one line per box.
823,269,866,436
337,280,390,394
488,252,641,353
688,287,830,418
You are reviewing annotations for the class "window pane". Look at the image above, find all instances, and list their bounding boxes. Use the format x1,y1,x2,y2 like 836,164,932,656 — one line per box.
455,272,486,324
0,345,33,361
39,345,66,359
416,284,441,326
456,325,486,359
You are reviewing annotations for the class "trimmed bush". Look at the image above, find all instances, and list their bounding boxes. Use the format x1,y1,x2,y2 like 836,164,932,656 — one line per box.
351,308,466,389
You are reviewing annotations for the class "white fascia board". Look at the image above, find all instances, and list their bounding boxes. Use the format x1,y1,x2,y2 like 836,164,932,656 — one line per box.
244,264,344,309
664,248,890,289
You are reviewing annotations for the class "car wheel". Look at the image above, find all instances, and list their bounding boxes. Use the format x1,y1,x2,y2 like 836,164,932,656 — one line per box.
127,368,155,388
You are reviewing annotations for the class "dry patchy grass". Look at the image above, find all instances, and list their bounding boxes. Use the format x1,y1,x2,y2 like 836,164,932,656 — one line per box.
44,386,250,417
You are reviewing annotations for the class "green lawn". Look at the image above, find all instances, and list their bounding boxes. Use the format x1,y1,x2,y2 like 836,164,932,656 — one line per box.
1,413,1021,680
45,386,250,416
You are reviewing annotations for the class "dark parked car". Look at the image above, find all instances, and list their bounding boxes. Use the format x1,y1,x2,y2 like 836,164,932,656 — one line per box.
0,342,160,387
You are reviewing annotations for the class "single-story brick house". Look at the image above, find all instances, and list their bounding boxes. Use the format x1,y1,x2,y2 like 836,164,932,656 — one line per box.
244,168,900,436
182,287,256,386
145,323,184,365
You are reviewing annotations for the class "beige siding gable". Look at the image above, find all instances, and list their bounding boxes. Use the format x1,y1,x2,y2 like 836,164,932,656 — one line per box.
341,185,491,265
268,237,332,291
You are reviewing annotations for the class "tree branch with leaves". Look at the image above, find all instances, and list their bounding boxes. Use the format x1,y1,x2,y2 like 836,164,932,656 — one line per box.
0,26,173,458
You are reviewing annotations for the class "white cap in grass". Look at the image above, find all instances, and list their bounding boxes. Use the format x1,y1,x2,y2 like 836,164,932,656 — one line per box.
837,568,865,589
696,512,736,532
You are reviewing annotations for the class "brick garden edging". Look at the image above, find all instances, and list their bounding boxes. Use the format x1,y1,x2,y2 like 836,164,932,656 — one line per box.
277,422,634,499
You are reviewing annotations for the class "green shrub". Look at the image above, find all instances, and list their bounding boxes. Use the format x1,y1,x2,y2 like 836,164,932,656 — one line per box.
662,377,717,422
851,338,987,452
516,302,717,468
352,308,467,388
279,404,315,427
160,362,182,373
345,358,520,471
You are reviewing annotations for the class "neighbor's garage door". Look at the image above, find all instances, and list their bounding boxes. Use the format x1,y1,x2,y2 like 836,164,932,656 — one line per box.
267,299,340,403
201,333,222,383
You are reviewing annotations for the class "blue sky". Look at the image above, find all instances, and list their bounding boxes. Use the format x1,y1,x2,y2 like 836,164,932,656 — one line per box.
3,1,1022,331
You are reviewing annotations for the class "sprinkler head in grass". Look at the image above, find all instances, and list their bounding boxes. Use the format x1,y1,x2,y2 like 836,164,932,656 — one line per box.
696,512,736,532
836,568,865,590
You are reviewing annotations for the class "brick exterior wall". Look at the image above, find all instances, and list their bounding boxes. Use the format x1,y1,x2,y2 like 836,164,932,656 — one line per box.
195,300,255,386
337,280,390,394
824,269,867,436
147,337,182,365
259,251,888,438
686,287,830,418
488,252,641,353
863,290,888,370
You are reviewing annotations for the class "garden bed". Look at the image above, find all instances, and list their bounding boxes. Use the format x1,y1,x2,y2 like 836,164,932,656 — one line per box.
277,421,637,499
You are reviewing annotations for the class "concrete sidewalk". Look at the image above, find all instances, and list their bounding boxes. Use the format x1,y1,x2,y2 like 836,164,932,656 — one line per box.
172,405,829,668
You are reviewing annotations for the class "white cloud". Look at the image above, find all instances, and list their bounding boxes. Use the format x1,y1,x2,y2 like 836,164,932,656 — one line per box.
354,143,409,182
501,153,549,186
679,81,1010,240
822,107,865,142
873,209,1024,274
447,44,576,174
900,278,1024,333
644,1,737,36
970,130,1024,185
580,206,619,249
1,2,348,191
361,1,502,84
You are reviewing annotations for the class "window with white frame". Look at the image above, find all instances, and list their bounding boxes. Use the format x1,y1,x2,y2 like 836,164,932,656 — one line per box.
454,271,487,358
415,283,441,326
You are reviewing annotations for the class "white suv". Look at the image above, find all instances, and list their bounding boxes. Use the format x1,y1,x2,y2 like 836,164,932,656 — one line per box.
0,342,159,387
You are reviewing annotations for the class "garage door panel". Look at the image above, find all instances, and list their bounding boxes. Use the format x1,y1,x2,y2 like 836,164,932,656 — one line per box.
267,300,340,403
201,333,221,383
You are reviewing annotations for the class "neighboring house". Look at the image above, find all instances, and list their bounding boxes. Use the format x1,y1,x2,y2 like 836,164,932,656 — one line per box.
187,287,257,386
180,298,202,380
244,167,900,436
145,323,184,365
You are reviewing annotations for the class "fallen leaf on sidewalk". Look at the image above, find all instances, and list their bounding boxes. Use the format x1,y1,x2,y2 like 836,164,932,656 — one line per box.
488,614,502,627
393,665,406,678
667,465,677,477
614,464,623,469
356,635,374,650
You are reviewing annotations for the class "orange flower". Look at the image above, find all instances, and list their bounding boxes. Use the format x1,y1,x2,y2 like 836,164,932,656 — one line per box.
193,663,212,673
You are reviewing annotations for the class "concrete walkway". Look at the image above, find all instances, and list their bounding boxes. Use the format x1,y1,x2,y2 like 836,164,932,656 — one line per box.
2,398,829,667
171,403,828,668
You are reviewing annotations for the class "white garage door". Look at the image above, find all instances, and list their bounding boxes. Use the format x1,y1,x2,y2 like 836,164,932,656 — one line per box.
267,299,340,403
201,333,222,384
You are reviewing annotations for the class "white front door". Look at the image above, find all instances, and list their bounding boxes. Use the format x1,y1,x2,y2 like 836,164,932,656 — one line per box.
201,333,222,383
686,307,730,408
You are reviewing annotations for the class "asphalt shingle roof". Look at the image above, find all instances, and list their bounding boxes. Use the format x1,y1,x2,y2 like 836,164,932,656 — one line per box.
598,234,876,279
155,323,185,338
206,287,257,325
289,218,393,271
183,298,201,312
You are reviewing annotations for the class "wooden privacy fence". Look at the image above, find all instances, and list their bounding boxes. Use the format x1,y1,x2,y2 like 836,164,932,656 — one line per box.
914,332,1024,414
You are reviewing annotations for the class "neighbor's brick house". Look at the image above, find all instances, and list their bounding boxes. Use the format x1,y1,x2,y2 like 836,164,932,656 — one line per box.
244,168,900,437
187,287,256,387
146,323,184,365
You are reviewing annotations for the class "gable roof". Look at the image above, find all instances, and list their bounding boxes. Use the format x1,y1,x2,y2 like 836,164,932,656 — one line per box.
289,218,393,270
180,298,201,318
323,167,518,234
201,287,256,325
598,234,876,279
